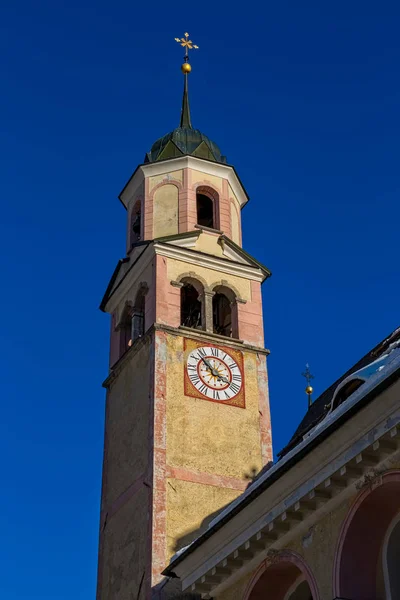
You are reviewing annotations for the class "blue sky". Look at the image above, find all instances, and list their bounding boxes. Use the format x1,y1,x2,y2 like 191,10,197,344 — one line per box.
1,1,399,597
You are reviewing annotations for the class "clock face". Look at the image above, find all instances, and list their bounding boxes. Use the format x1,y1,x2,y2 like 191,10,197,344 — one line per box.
186,345,243,402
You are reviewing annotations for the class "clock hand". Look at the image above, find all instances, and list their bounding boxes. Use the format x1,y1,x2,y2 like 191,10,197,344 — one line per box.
201,357,220,377
216,373,230,384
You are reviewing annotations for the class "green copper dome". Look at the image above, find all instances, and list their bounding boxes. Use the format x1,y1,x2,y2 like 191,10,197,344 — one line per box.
145,127,226,164
144,71,226,164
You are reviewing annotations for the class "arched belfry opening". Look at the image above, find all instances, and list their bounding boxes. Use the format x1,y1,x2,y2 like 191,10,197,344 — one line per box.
180,279,203,329
117,285,148,359
212,285,238,338
132,286,146,340
119,303,133,356
196,192,215,229
130,200,142,245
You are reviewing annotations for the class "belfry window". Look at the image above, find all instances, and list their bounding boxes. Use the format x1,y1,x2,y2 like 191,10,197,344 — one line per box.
118,286,147,358
132,288,145,341
119,306,133,356
181,282,202,329
196,193,214,229
212,292,232,337
131,201,142,245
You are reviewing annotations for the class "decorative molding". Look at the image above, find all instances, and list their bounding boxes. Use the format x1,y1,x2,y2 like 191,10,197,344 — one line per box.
154,242,265,282
210,279,247,304
170,280,184,289
194,224,224,236
154,323,270,356
218,237,248,265
173,271,210,292
119,156,249,209
166,466,248,492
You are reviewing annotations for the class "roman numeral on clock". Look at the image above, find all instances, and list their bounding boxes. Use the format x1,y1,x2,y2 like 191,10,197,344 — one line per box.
229,382,241,395
190,374,200,385
213,390,220,400
210,347,219,357
232,374,241,382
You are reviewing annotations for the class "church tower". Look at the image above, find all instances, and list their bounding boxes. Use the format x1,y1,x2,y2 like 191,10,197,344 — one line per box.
96,33,273,600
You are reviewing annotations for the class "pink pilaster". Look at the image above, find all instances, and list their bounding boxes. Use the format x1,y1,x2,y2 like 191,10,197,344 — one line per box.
256,354,273,464
151,330,168,586
155,255,169,325
143,177,153,240
237,281,265,347
220,179,232,237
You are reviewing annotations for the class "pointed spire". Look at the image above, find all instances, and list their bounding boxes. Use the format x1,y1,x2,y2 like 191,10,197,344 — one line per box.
180,73,192,128
174,32,199,129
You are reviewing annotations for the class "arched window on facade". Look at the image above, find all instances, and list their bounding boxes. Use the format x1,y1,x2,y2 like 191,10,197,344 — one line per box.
212,286,238,338
384,513,400,599
181,280,203,329
196,192,215,229
244,552,316,600
286,578,313,600
131,200,142,245
335,472,400,600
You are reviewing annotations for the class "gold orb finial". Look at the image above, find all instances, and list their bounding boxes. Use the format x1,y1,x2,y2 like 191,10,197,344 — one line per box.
302,363,315,408
181,62,192,73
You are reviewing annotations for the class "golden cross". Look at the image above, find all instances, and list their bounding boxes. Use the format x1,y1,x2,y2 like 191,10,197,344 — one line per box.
174,32,199,58
301,363,314,387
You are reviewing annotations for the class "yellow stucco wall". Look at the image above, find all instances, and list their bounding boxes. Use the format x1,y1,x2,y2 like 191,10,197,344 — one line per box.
167,255,252,301
99,488,150,600
103,338,152,507
98,337,153,600
153,184,179,238
191,170,223,192
164,332,264,560
149,170,183,192
166,479,240,558
195,231,225,257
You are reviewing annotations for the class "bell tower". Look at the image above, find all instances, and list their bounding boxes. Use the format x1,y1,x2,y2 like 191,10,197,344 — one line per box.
96,33,273,600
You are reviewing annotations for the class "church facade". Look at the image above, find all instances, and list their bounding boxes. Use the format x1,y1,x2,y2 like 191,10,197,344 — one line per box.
96,36,400,600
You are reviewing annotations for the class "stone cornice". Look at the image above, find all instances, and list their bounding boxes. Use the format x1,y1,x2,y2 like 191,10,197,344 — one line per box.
153,242,266,282
154,323,270,356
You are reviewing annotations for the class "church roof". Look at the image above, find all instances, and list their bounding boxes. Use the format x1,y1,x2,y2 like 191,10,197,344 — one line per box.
145,127,226,164
277,325,400,458
144,59,226,164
